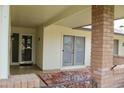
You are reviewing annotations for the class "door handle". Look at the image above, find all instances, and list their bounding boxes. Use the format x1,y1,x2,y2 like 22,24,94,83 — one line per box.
62,50,64,52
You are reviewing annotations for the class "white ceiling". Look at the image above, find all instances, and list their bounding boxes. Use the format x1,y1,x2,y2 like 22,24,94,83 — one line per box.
11,5,124,28
55,6,91,28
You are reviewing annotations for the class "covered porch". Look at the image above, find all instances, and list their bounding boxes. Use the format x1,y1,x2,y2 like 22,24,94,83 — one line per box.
1,5,124,88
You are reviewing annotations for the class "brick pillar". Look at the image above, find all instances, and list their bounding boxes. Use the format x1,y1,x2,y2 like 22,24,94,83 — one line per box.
91,5,114,88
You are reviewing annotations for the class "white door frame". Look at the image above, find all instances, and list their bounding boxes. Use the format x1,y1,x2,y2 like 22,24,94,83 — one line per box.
19,33,34,64
11,33,35,65
60,34,86,70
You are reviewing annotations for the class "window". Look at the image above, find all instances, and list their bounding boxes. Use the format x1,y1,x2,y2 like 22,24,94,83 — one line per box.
113,39,119,55
63,35,85,66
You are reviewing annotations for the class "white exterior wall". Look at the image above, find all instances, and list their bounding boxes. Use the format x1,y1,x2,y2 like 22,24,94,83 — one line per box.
43,25,91,70
43,25,124,70
36,26,44,69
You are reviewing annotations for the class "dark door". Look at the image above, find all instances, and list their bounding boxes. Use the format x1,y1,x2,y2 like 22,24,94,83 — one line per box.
12,33,19,63
21,35,32,63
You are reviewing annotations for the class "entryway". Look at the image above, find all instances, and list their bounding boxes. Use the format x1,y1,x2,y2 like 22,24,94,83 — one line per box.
10,65,41,75
11,33,34,65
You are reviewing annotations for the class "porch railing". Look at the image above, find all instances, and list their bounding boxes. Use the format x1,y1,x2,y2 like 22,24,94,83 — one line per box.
113,56,124,65
113,56,124,88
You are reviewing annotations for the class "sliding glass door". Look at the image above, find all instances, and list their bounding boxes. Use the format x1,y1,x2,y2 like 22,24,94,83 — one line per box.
63,35,74,66
74,36,85,65
63,35,85,67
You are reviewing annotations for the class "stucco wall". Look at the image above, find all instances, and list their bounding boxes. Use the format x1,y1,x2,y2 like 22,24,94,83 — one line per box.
43,25,124,70
43,25,91,70
11,25,124,71
11,26,36,34
36,26,44,69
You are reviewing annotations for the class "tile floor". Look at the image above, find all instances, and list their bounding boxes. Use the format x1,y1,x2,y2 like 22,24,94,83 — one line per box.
10,65,42,75
10,65,60,87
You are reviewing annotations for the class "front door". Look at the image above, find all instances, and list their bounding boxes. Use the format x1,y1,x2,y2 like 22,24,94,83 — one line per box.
12,33,33,65
12,33,19,64
63,35,85,67
20,34,33,64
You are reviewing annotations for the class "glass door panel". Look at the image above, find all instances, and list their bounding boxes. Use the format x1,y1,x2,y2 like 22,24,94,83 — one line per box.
74,37,85,65
63,35,85,67
63,35,74,66
21,35,32,63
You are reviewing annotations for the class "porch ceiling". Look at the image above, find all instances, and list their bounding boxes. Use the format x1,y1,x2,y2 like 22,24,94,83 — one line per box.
11,5,124,28
55,6,124,28
11,5,71,27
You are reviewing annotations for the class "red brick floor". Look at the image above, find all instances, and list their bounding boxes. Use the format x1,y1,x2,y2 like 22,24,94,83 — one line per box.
5,65,124,88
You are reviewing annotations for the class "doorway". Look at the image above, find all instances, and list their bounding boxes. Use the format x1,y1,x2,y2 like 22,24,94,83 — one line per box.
11,33,33,65
20,34,33,64
63,35,85,67
12,33,19,64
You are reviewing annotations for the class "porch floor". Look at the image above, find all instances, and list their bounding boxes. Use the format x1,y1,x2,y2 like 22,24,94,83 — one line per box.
10,65,42,75
10,65,93,88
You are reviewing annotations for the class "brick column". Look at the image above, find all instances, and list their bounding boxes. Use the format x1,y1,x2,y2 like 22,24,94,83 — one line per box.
91,5,114,88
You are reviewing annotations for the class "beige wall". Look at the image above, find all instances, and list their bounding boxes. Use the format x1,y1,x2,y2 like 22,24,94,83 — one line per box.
43,25,91,70
36,26,44,69
11,25,124,71
11,26,36,34
43,24,124,70
11,26,36,64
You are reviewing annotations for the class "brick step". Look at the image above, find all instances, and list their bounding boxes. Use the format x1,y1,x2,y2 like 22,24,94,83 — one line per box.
0,74,40,88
